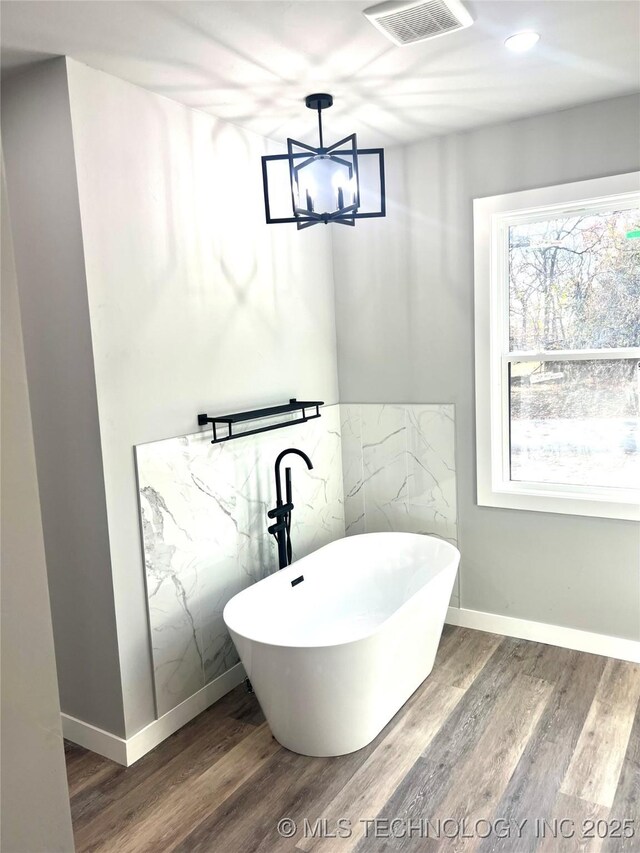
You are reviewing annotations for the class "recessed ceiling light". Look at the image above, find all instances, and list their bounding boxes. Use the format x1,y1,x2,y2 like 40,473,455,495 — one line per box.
504,31,540,53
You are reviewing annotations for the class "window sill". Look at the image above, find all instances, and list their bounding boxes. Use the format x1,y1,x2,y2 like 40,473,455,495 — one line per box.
478,483,640,522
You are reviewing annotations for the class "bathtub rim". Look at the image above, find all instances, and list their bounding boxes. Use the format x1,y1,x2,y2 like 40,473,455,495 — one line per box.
223,532,460,651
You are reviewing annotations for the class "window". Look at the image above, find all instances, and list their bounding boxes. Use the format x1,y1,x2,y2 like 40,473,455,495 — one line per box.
474,173,640,521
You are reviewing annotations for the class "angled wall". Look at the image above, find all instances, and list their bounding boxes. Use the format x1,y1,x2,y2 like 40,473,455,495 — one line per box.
1,58,126,735
2,56,339,739
1,155,74,853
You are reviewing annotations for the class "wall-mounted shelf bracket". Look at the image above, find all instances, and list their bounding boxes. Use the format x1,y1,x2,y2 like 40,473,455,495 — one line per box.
197,398,323,444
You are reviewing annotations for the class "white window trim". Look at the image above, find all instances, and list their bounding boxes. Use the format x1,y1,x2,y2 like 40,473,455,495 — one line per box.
474,172,640,522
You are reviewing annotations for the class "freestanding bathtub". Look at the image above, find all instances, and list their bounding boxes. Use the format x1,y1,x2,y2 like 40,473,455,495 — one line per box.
223,532,459,756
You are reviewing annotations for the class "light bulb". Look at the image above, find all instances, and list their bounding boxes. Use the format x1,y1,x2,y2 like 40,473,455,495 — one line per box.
332,171,356,209
297,157,353,215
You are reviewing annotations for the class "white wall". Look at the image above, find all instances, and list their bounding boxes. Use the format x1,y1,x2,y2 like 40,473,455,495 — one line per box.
333,94,640,641
65,59,339,735
1,156,75,853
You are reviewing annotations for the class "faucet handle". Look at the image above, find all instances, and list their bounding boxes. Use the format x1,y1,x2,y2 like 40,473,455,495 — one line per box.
267,502,294,519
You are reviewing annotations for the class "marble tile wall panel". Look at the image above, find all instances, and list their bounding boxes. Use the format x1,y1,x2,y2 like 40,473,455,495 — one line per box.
138,402,457,717
340,404,458,545
136,405,344,716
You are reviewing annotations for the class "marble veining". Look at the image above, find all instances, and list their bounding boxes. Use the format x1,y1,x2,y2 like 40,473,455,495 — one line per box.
136,405,345,716
137,402,457,718
340,404,458,546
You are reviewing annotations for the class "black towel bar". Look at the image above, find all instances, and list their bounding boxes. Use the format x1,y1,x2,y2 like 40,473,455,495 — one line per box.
197,398,323,444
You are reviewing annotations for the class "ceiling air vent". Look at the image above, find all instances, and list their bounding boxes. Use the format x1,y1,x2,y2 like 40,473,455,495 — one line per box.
363,0,473,46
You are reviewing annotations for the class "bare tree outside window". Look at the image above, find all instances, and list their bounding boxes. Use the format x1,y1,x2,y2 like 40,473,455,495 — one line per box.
507,209,640,489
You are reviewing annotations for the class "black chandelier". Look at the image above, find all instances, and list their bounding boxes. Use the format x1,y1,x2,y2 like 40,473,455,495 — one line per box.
261,93,386,229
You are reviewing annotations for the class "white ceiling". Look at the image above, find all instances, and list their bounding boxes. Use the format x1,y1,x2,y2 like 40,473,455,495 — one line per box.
1,0,639,147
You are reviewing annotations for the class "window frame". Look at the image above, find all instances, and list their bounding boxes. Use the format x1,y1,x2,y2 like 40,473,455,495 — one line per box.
474,172,640,522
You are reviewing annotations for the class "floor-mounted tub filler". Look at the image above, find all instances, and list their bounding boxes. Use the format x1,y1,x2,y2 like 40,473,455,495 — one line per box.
223,532,459,756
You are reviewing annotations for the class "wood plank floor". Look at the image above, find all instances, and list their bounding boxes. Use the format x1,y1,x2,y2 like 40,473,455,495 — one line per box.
65,627,640,853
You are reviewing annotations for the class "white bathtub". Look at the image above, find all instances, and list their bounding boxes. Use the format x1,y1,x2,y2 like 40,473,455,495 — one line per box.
223,532,459,756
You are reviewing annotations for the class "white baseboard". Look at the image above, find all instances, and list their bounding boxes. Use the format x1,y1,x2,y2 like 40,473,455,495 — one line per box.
446,606,640,664
62,662,245,766
62,712,128,765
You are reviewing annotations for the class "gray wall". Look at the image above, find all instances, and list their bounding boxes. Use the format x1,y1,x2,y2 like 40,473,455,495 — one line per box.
2,57,340,739
333,94,640,640
1,156,74,853
2,59,126,735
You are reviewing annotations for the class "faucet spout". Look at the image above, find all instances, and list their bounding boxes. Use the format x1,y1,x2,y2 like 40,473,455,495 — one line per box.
274,448,313,505
269,447,314,570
